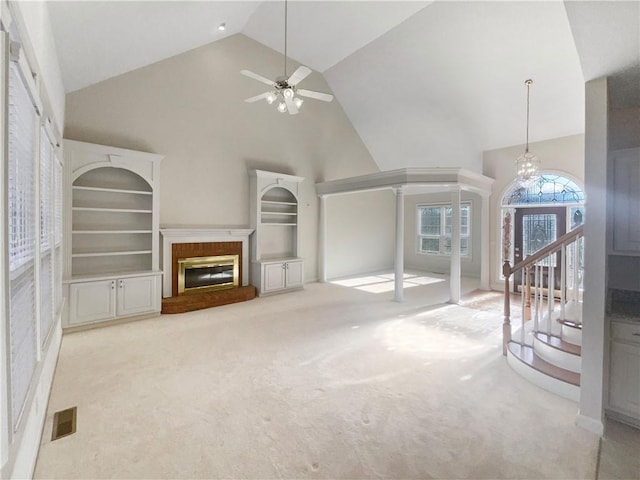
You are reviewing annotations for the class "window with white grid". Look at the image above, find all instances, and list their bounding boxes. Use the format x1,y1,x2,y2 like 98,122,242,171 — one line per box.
8,60,38,427
40,126,54,344
417,203,471,256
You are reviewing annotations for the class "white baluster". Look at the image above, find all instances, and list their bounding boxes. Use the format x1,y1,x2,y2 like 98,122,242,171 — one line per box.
548,263,555,335
533,265,539,333
521,270,526,345
560,242,566,321
573,240,580,306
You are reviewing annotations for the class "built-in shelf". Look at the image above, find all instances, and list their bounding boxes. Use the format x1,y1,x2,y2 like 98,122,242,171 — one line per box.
72,207,152,213
261,222,297,226
72,250,152,258
72,230,153,234
261,200,297,206
72,185,152,195
261,211,297,216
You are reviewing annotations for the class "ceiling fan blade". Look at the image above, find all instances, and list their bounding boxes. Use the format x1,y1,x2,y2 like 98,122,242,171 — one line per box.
284,96,299,115
240,70,274,86
244,92,270,103
287,65,312,86
297,89,334,102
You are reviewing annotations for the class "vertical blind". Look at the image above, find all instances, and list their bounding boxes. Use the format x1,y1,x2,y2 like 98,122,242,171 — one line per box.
8,60,38,428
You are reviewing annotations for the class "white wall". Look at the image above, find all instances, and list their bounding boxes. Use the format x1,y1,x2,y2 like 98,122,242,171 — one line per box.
64,34,388,283
325,190,395,280
482,134,585,290
403,191,481,277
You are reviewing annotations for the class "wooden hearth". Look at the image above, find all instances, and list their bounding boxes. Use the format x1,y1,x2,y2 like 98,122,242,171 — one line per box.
160,227,255,314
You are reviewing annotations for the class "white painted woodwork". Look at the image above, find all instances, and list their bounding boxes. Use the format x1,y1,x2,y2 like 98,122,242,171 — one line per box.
611,148,640,254
318,195,327,283
562,322,583,347
258,259,304,295
315,168,494,303
159,228,253,298
249,170,305,296
316,168,494,198
450,188,461,304
394,187,405,302
533,336,581,373
608,320,640,421
69,279,116,325
63,140,163,327
117,275,159,317
68,273,161,326
480,192,490,290
506,347,580,402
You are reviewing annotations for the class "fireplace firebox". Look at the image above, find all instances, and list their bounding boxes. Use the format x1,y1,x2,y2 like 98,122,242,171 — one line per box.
177,254,239,295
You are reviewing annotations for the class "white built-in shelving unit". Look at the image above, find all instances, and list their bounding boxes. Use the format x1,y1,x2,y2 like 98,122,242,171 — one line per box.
249,170,304,295
63,140,163,327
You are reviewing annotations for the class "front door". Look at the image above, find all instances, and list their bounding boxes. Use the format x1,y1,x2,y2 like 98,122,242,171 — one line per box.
513,207,566,292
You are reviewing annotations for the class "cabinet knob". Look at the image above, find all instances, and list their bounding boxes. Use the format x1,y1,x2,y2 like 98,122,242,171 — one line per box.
119,280,124,288
111,281,115,289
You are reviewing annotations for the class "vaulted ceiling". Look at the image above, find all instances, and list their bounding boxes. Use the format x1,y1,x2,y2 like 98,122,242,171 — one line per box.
48,1,640,172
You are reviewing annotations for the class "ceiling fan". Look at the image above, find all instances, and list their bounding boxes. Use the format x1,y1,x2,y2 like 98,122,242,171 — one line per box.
241,0,333,115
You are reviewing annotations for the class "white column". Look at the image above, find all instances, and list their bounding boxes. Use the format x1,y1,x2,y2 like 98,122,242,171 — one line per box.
394,186,405,302
480,192,490,290
450,187,461,303
318,195,327,283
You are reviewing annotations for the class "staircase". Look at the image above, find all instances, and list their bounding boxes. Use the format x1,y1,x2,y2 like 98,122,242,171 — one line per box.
501,213,584,401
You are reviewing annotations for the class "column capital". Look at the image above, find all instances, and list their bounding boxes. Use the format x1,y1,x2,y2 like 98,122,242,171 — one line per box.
393,185,405,195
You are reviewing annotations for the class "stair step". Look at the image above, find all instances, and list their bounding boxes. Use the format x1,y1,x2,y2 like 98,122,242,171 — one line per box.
534,332,581,356
559,320,582,347
558,319,583,329
507,342,580,386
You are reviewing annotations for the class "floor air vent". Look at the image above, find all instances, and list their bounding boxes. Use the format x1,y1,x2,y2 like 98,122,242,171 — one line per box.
51,406,77,441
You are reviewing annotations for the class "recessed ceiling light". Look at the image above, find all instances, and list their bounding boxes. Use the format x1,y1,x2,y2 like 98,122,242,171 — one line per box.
217,23,226,32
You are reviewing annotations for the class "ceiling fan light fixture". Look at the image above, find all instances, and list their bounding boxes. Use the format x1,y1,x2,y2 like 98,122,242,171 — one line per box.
240,0,333,115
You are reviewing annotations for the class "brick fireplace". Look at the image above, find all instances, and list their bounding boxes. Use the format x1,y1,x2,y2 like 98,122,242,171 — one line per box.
160,227,255,313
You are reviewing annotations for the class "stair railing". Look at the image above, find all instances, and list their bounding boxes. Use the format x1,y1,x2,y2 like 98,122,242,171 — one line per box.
501,212,584,355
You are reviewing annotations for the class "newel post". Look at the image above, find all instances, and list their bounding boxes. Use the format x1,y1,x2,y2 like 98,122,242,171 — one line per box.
502,212,512,355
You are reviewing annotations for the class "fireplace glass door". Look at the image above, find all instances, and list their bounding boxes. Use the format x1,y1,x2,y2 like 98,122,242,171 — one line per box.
178,255,239,295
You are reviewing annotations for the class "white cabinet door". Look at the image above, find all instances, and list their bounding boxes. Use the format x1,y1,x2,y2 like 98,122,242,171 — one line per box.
609,341,640,419
69,280,116,325
285,260,304,288
263,262,286,293
612,149,640,252
117,275,158,317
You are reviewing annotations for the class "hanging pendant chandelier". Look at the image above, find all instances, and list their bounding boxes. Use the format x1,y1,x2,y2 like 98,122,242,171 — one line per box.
515,79,540,186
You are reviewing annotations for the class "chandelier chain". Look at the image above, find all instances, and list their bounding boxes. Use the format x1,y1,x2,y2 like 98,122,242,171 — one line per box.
525,78,532,153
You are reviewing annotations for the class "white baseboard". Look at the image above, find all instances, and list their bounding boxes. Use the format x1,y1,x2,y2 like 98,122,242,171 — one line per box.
6,320,62,479
575,412,604,436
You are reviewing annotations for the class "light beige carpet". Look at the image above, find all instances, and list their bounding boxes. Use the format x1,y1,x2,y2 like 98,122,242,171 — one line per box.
35,275,599,479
